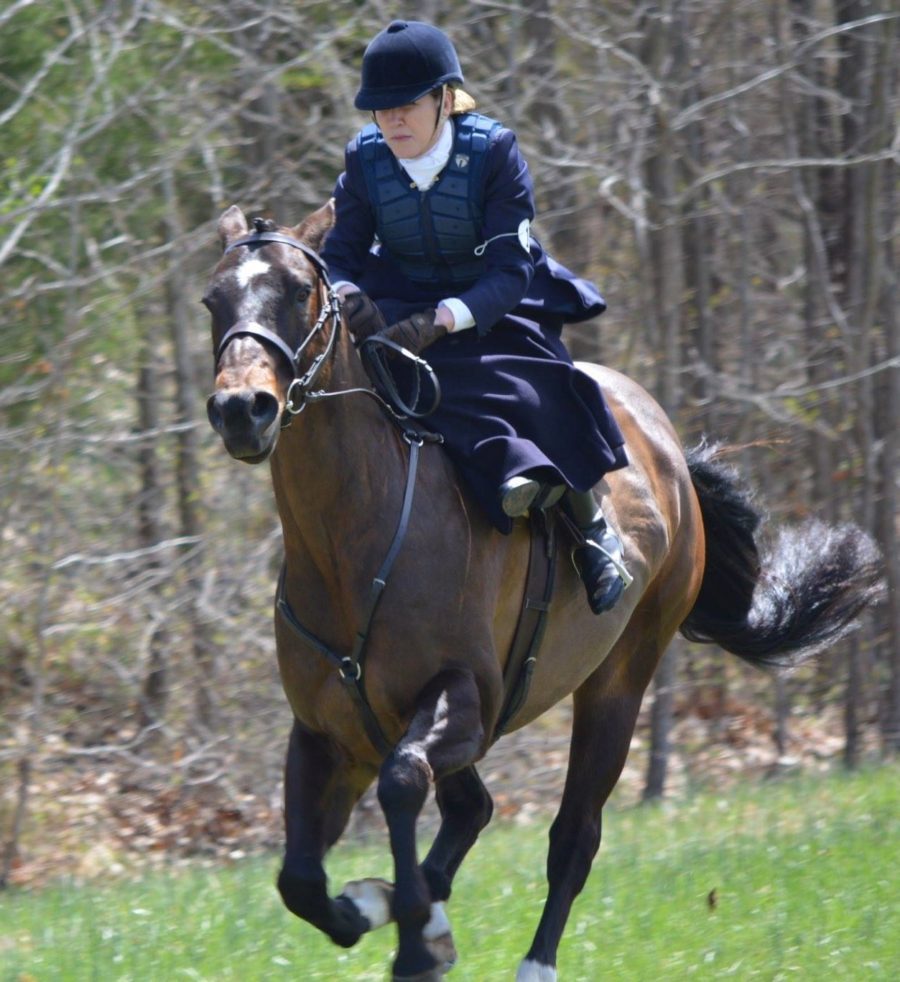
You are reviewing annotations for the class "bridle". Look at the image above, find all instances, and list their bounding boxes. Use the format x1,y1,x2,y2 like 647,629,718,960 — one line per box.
214,228,441,422
216,230,342,423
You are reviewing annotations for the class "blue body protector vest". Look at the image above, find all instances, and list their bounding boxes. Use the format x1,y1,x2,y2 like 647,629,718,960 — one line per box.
357,113,502,288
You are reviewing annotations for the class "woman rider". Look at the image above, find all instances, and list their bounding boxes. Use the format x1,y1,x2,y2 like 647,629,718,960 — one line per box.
321,20,630,614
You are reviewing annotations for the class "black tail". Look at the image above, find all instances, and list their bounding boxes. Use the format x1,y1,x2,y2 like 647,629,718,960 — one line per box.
679,442,885,669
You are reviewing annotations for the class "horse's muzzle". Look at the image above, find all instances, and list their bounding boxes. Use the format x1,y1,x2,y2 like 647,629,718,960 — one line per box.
207,388,280,462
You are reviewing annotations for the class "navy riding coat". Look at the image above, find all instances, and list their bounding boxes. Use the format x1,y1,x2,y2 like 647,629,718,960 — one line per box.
322,112,628,533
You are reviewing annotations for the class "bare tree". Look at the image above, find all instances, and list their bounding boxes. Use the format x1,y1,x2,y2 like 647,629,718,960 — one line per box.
637,1,688,800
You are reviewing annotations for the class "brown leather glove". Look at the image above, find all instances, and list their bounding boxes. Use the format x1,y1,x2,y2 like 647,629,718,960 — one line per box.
342,291,386,342
377,309,448,355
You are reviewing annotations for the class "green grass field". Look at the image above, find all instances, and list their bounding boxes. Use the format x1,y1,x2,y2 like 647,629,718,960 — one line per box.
2,766,897,981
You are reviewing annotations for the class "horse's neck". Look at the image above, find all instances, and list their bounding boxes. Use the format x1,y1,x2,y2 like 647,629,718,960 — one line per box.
269,336,407,571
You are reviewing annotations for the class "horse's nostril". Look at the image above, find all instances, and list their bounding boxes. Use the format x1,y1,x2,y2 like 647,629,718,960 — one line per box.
207,390,278,438
206,393,224,430
251,390,279,426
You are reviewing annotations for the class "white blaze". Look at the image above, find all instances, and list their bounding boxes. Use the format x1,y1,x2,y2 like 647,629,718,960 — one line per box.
231,257,278,326
235,257,270,287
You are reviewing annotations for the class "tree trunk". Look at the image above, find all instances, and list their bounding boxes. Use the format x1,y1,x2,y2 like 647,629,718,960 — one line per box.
681,48,717,437
639,1,687,801
163,167,219,731
879,223,900,753
878,63,900,750
135,342,170,729
644,645,678,801
774,673,791,760
787,0,840,520
865,6,899,755
834,1,886,766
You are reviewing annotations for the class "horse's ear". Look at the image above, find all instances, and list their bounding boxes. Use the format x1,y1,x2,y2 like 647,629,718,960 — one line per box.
290,199,335,253
217,205,249,248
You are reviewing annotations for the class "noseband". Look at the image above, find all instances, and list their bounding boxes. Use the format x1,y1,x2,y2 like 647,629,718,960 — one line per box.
215,227,441,422
216,230,342,420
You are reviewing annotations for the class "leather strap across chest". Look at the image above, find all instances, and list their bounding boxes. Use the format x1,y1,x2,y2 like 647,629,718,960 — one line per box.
275,428,434,758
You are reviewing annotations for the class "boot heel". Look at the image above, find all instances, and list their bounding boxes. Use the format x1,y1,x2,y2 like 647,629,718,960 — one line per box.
499,476,541,518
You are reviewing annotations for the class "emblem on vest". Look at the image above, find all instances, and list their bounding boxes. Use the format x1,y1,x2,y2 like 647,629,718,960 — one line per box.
454,154,470,170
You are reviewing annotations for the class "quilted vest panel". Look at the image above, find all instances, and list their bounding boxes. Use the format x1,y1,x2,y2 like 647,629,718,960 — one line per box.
358,113,502,287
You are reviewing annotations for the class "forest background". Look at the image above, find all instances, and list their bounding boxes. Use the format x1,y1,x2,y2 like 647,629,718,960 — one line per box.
1,0,897,888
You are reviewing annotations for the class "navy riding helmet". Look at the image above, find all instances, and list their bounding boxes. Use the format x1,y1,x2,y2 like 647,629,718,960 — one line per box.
354,20,464,111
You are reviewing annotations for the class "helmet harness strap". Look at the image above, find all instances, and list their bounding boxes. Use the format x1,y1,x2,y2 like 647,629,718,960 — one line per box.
433,84,446,136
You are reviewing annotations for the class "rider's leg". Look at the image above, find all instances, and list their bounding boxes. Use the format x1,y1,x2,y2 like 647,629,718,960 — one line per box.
562,489,630,615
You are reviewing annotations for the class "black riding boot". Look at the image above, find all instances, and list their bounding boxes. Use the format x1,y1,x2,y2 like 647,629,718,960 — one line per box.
563,489,630,614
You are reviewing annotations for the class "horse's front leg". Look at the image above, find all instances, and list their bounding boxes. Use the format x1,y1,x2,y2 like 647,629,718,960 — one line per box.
276,718,371,947
379,666,486,981
338,765,492,974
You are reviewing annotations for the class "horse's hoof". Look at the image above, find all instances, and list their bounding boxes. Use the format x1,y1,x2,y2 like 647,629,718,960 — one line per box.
516,959,558,982
330,894,370,948
425,931,457,973
337,877,394,932
392,971,445,982
423,902,457,972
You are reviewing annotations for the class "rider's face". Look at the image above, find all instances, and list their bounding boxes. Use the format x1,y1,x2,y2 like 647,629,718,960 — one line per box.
374,89,451,159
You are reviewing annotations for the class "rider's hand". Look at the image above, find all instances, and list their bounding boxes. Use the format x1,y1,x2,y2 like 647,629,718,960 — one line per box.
342,291,385,342
378,309,448,355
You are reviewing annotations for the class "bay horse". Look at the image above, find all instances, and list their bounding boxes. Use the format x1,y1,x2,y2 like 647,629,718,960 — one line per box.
203,202,882,981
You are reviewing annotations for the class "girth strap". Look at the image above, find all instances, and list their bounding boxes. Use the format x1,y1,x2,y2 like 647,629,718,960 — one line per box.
275,434,426,758
494,510,558,738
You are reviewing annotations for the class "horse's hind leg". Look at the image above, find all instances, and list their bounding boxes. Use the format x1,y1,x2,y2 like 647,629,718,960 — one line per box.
276,718,371,947
518,638,660,982
378,666,486,981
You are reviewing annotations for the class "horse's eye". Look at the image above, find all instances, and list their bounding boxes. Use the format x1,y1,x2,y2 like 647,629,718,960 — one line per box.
295,284,312,304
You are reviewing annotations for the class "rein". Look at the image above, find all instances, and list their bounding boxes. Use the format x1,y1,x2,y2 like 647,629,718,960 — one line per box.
218,229,441,423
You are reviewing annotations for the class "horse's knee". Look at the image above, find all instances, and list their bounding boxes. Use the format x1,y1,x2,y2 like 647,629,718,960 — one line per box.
464,776,493,831
378,749,431,816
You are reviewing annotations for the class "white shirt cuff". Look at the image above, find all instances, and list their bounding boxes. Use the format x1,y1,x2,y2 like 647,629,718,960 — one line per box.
439,298,475,332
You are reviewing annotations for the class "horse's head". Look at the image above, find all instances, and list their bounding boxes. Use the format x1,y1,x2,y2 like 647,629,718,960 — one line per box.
204,202,336,463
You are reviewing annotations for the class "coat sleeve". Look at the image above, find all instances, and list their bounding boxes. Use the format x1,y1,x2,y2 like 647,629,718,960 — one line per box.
320,138,376,286
453,127,536,334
